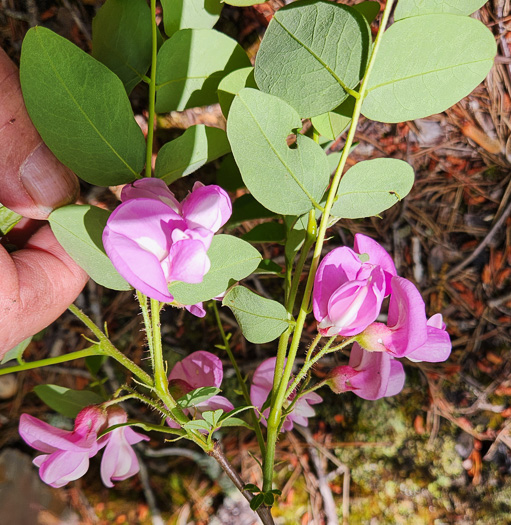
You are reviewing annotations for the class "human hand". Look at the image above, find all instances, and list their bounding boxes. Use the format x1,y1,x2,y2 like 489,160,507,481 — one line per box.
0,48,89,356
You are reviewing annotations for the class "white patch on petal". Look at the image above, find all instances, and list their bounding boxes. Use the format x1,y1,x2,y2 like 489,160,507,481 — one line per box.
135,236,167,260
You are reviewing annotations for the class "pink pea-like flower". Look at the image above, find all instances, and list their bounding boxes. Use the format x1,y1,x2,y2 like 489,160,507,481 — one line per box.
98,407,149,488
357,276,451,362
103,179,232,306
313,234,397,337
19,406,148,488
167,351,234,428
250,357,322,431
327,343,405,400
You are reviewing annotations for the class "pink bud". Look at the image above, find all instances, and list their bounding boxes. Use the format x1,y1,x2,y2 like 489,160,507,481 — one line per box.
327,344,405,400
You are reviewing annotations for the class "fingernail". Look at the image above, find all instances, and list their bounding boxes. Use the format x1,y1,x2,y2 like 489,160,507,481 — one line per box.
20,143,79,215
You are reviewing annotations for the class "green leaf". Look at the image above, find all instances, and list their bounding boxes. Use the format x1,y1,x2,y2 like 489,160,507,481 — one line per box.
20,27,145,186
255,259,283,276
284,213,308,263
161,0,223,37
250,493,265,511
263,492,275,506
227,88,330,215
395,0,487,20
155,125,230,184
242,222,286,244
222,286,291,344
155,29,251,113
85,355,107,376
254,0,371,118
49,205,131,291
169,235,261,305
218,67,257,117
311,96,355,141
244,483,261,493
34,385,104,418
227,194,277,228
363,15,496,123
219,417,252,428
216,154,244,192
177,387,221,408
183,419,211,432
202,409,224,428
92,0,152,93
1,337,32,365
0,204,22,236
330,158,414,219
353,1,380,24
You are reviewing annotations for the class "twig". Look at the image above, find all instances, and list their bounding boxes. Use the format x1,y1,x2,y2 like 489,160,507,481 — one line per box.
208,441,275,525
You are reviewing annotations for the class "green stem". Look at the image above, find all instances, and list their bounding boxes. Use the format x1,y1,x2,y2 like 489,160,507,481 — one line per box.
284,336,356,401
145,0,158,178
261,0,395,492
212,302,266,456
150,300,179,414
137,291,154,371
304,333,323,365
68,304,154,387
149,299,210,449
286,210,317,313
0,348,103,376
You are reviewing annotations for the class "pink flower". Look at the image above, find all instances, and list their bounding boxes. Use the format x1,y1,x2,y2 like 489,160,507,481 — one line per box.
98,407,149,488
250,358,322,431
20,406,149,488
19,406,106,488
167,351,234,428
357,276,451,362
103,179,232,305
313,234,397,337
327,343,405,400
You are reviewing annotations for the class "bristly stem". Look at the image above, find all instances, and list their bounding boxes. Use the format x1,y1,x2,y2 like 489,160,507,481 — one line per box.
68,304,154,387
137,291,154,372
145,0,158,178
212,302,266,457
261,0,396,494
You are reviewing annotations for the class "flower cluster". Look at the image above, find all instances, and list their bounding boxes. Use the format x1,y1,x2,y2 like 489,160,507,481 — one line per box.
314,234,451,400
103,179,232,314
250,358,322,431
19,406,148,488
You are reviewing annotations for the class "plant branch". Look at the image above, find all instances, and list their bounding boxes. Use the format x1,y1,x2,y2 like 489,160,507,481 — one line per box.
68,304,154,387
208,441,275,525
261,0,396,493
0,348,103,376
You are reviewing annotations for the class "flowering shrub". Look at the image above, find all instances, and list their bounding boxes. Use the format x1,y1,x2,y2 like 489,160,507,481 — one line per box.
1,0,495,521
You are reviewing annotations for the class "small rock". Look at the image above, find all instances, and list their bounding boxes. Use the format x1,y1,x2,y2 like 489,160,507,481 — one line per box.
0,375,17,399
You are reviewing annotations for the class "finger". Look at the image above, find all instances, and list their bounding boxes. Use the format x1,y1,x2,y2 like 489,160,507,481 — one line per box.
0,48,79,220
0,225,89,356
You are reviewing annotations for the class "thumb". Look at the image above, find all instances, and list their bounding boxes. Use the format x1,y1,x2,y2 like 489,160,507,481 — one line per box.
0,48,79,220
